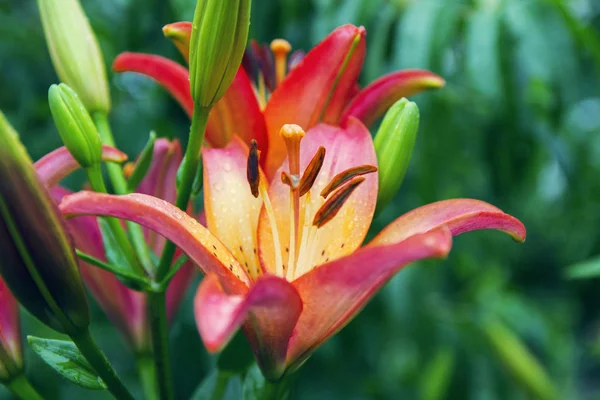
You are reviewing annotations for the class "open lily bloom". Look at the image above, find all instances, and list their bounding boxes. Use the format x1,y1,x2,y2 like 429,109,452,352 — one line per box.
35,139,195,351
0,277,22,381
113,23,445,176
59,119,525,380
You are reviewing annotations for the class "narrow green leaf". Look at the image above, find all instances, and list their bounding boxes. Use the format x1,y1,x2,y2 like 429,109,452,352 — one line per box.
483,319,558,400
127,131,156,192
98,218,133,274
419,346,455,400
566,256,600,280
191,370,242,400
27,336,106,390
76,250,150,291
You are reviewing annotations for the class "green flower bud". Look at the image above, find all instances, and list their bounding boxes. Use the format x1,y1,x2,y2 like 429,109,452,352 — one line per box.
37,0,110,113
0,110,90,335
189,0,251,107
374,98,419,212
49,84,103,169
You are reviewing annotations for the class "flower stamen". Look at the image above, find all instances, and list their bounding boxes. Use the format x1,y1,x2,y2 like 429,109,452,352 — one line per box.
313,176,366,228
299,146,326,196
320,165,377,198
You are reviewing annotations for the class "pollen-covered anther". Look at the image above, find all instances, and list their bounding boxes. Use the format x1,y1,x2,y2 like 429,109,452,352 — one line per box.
281,171,300,190
247,139,261,198
320,165,377,198
313,176,366,228
299,146,326,196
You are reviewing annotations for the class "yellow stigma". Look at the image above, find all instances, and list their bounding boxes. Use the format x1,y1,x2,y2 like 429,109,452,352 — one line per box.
279,124,305,141
270,39,292,86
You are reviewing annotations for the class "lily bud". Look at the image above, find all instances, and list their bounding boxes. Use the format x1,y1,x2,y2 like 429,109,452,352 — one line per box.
0,278,22,382
49,84,103,169
0,111,90,335
189,0,251,107
373,98,419,211
37,0,110,113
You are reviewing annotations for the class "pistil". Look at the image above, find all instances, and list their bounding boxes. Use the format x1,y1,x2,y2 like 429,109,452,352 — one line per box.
270,39,292,86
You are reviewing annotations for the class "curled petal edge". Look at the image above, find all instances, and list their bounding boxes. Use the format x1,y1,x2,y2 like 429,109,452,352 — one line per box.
35,145,127,188
194,273,302,380
369,198,526,247
341,69,445,128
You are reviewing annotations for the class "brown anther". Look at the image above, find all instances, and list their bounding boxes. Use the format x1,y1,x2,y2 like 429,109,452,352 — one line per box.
247,139,261,198
299,146,326,196
313,176,366,228
281,171,299,190
320,165,377,198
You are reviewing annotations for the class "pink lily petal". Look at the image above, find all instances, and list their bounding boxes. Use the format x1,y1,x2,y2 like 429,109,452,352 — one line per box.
113,52,194,119
288,227,452,370
258,119,378,278
35,145,127,188
263,25,366,176
52,187,148,350
321,28,366,125
203,137,264,279
0,277,22,369
136,138,182,254
194,273,302,380
162,21,192,63
369,199,526,247
340,70,446,128
59,191,251,292
206,68,269,153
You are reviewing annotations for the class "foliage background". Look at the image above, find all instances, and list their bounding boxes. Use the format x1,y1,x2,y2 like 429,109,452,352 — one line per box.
1,0,600,398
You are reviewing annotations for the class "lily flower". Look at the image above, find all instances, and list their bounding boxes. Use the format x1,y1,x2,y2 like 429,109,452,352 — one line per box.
113,23,445,176
0,278,22,382
58,119,525,380
34,139,196,352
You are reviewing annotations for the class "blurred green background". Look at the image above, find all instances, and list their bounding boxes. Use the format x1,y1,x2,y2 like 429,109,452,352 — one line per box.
1,0,600,398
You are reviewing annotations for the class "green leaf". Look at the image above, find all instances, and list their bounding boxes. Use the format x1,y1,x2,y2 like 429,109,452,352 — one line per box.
98,218,133,275
419,346,455,400
191,370,242,400
566,256,600,280
127,131,156,192
242,363,290,400
217,330,255,374
27,336,106,391
482,319,558,400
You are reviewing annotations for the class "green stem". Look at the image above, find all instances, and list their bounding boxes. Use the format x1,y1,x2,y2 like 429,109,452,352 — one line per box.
156,106,210,280
5,375,43,400
148,106,210,400
136,354,158,400
70,329,134,400
75,249,150,289
147,292,173,400
92,112,154,274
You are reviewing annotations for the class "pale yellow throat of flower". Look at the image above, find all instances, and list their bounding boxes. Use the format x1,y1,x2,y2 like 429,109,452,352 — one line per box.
245,124,377,282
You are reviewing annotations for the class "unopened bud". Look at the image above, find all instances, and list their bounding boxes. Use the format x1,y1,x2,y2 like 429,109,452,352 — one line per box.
37,0,110,113
374,98,419,212
0,110,90,334
49,84,102,169
0,278,22,381
189,0,251,107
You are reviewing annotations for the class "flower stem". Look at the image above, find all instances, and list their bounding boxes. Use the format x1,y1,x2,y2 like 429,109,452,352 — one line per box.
147,106,210,400
85,166,146,277
5,375,43,400
70,329,134,400
92,112,154,274
147,291,173,400
155,106,210,280
136,353,158,400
